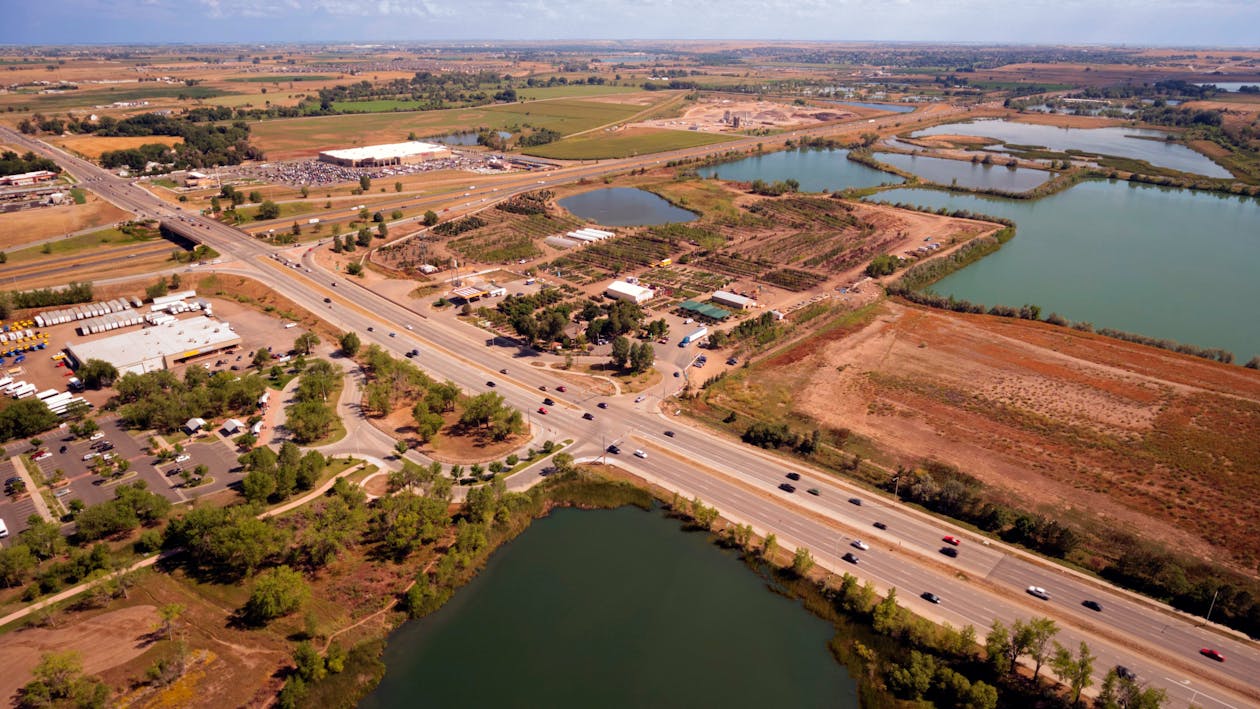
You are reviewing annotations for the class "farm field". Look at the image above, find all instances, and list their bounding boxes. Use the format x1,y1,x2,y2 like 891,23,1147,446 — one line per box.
52,134,183,159
0,84,229,112
0,197,131,249
249,95,677,159
514,84,651,100
702,300,1260,574
522,127,738,159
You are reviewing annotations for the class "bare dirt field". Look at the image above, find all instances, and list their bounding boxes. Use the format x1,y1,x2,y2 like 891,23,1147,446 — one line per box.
635,99,853,133
0,605,160,704
709,300,1260,574
0,196,131,249
52,135,183,160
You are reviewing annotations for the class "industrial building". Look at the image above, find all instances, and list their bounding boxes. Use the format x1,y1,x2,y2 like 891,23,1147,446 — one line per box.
65,317,242,375
317,141,452,168
0,170,58,186
711,290,756,310
604,280,655,304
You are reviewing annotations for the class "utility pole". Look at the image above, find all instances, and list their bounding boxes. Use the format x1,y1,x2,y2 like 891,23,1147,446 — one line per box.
1205,589,1221,625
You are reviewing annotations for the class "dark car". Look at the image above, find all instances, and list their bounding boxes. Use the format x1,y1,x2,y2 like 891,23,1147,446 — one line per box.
786,472,801,481
405,351,417,358
323,297,331,303
873,521,888,530
848,497,862,506
1082,600,1103,612
543,398,555,406
778,483,796,493
597,402,608,409
807,488,820,496
486,381,496,387
842,552,859,564
582,412,594,420
1115,666,1136,681
921,592,941,604
939,547,959,558
539,385,547,391
606,445,621,454
556,385,567,392
367,326,374,332
664,430,675,437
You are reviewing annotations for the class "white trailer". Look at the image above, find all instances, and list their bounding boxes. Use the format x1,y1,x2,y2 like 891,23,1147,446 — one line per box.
36,389,60,400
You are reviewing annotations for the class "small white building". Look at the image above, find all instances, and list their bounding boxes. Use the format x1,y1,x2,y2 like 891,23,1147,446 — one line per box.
605,280,655,304
712,290,756,310
184,417,207,434
222,418,244,434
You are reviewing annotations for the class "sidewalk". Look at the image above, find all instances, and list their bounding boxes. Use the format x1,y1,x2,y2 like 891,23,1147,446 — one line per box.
8,455,53,523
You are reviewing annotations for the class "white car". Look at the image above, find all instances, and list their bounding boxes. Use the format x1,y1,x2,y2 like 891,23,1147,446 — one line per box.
1026,586,1051,600
634,395,646,403
33,451,52,462
851,540,870,551
633,449,648,459
82,452,100,461
405,325,414,330
0,518,8,538
175,454,191,463
89,431,105,441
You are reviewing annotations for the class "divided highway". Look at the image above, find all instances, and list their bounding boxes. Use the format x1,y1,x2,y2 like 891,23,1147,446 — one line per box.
3,123,1256,708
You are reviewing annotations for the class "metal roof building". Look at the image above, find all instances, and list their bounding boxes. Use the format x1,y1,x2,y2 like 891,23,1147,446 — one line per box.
604,280,655,304
65,318,242,375
318,141,452,167
711,290,756,310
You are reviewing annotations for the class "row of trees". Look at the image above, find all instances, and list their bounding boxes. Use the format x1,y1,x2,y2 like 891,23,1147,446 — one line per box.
114,366,268,433
285,359,338,444
0,149,60,178
609,336,655,373
0,281,93,319
240,442,327,505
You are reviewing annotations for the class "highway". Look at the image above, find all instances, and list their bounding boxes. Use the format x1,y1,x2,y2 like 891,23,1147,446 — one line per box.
3,122,1257,708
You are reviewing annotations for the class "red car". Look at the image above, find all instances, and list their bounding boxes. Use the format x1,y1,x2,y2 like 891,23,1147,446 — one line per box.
1200,648,1225,662
537,407,548,415
942,536,961,546
556,385,567,392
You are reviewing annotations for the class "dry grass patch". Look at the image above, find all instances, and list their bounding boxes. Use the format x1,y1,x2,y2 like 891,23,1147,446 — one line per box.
0,197,131,249
52,135,183,160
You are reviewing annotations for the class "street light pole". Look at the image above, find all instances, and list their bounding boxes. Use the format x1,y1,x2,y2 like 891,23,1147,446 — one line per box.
1205,589,1221,625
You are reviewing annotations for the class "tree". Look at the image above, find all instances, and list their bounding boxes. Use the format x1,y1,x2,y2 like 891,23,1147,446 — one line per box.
359,175,371,191
411,401,444,443
158,603,186,642
0,543,36,587
0,398,59,443
1027,616,1059,681
872,587,901,635
257,200,281,220
1097,669,1166,709
20,517,64,560
19,650,108,709
377,222,388,238
287,400,335,444
293,332,320,355
244,565,310,624
1051,641,1095,705
610,335,631,368
78,359,119,389
338,331,360,357
422,210,439,226
791,547,815,577
292,641,327,682
629,342,654,373
146,277,169,301
885,650,935,700
985,618,1034,675
394,181,403,192
762,533,777,561
253,348,273,369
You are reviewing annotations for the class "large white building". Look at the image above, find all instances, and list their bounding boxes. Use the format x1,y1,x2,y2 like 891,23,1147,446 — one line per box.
318,141,452,167
711,290,756,310
604,280,655,304
65,318,242,375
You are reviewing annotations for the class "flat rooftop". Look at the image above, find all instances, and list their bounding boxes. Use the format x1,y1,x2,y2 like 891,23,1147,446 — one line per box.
67,317,240,368
319,141,449,162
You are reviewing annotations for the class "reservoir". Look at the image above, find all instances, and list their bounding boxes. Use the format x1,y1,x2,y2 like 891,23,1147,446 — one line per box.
559,187,698,226
911,119,1233,179
870,182,1260,359
833,100,917,114
361,506,858,709
875,152,1051,192
699,148,904,193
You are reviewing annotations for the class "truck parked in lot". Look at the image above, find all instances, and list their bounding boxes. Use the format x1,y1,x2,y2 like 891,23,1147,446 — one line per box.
679,327,709,347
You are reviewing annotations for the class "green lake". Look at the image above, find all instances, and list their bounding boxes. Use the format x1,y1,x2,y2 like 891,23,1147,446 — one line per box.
699,148,904,193
870,181,1260,359
360,506,858,708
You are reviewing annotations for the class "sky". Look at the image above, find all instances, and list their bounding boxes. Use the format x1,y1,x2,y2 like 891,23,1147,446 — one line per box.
2,0,1259,46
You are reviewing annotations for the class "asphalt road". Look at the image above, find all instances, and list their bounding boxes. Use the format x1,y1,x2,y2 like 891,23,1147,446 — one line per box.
2,122,1256,708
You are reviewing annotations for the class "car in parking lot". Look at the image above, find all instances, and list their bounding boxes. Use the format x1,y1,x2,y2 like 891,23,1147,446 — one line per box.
778,483,796,493
175,454,191,463
940,546,959,558
873,521,887,530
582,412,594,420
921,592,941,604
90,432,105,441
1199,648,1225,662
942,535,961,546
785,472,801,481
1082,600,1103,612
32,450,52,461
1026,586,1051,600
633,449,647,459
842,552,860,564
0,519,8,538
848,497,862,506
851,540,869,551
82,452,99,461
167,467,183,477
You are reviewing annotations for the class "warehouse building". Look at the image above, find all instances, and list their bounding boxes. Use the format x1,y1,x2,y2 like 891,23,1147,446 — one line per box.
604,280,655,304
711,290,756,310
65,318,242,375
317,141,452,168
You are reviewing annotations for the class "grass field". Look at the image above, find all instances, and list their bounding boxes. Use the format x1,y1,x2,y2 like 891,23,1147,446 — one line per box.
329,99,429,113
514,84,649,100
523,127,737,159
53,134,183,159
0,198,130,250
225,74,338,83
0,84,229,112
4,225,158,263
233,200,317,222
250,96,671,158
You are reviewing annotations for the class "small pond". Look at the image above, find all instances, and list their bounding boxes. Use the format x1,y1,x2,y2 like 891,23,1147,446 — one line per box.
558,187,697,226
876,152,1051,192
699,148,903,192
